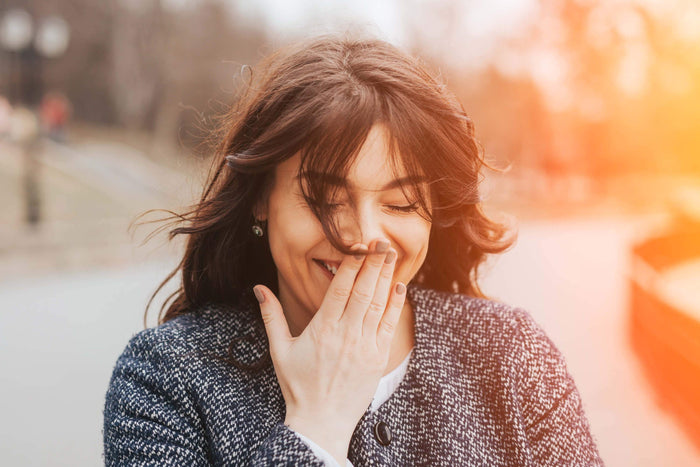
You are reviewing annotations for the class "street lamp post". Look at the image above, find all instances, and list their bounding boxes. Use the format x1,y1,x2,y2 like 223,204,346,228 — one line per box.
0,9,33,104
0,9,70,228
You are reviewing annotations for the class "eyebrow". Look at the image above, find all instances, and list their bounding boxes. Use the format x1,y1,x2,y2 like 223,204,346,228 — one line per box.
296,172,427,191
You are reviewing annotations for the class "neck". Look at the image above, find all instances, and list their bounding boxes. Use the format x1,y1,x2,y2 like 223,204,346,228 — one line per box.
383,300,415,376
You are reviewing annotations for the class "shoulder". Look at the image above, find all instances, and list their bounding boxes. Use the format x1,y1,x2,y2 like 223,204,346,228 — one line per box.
409,283,541,344
104,304,259,464
116,299,263,373
408,283,563,369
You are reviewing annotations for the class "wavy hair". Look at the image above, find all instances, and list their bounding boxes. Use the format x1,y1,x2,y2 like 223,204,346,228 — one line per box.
142,34,515,371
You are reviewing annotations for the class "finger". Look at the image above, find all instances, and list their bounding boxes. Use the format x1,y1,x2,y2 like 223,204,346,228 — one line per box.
254,285,292,358
317,243,368,323
341,238,390,329
376,282,407,355
362,247,397,339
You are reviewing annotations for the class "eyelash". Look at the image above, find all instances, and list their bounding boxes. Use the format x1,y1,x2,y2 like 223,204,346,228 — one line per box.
387,203,420,213
322,203,419,214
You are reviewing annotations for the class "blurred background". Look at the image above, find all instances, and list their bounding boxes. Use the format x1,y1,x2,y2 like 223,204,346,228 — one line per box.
1,0,699,465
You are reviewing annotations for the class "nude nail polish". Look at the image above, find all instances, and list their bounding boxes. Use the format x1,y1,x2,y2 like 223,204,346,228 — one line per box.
253,286,265,303
375,240,390,253
351,243,367,260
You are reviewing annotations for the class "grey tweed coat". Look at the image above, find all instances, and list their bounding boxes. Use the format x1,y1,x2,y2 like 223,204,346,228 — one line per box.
103,283,604,466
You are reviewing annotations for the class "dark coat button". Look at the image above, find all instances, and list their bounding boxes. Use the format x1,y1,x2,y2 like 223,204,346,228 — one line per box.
373,420,392,446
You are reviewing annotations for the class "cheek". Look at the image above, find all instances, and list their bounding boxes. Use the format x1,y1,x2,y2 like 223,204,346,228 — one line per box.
394,218,432,264
268,202,325,264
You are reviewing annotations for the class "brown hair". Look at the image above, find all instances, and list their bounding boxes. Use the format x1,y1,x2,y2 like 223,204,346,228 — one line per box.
143,34,515,370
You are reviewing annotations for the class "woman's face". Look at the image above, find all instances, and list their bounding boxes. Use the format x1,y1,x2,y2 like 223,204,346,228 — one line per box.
258,124,432,335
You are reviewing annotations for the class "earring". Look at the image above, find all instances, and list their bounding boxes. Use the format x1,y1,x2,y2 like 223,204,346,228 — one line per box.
252,219,265,238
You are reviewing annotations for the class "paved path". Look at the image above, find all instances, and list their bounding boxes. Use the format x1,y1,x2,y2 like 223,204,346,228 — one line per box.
0,215,698,465
0,260,178,466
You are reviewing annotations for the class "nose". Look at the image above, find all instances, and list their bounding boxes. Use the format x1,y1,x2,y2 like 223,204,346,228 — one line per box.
339,201,387,247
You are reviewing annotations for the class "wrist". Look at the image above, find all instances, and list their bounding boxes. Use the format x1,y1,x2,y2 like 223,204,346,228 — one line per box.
285,415,352,465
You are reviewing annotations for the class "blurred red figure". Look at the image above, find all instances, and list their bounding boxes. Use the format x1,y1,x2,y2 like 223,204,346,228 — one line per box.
40,92,71,142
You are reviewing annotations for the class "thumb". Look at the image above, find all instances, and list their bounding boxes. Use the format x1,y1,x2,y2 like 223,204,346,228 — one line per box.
253,285,292,355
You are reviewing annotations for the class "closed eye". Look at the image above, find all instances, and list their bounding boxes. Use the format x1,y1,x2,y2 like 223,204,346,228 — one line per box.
310,201,419,213
305,199,343,211
387,203,419,213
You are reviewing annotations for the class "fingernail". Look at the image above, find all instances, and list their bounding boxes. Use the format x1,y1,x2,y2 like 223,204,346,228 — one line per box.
384,249,396,264
375,240,390,253
395,283,406,295
351,243,367,260
253,286,265,304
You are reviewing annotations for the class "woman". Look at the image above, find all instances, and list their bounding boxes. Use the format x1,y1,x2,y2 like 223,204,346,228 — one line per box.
103,34,604,466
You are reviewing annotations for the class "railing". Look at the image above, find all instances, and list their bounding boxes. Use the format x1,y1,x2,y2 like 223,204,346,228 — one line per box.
629,219,700,449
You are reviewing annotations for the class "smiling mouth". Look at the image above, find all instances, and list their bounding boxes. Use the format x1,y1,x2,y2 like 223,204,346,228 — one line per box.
313,259,339,276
